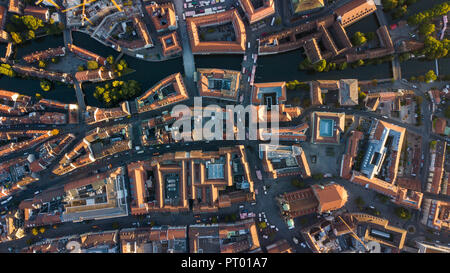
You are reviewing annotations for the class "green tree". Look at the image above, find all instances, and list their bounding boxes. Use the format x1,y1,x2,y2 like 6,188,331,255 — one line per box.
10,32,22,44
38,60,46,68
392,5,408,19
77,65,85,72
352,32,367,46
22,15,43,30
339,62,348,70
382,0,398,11
313,59,327,72
395,207,412,220
312,173,323,180
106,55,114,64
40,80,51,91
419,23,436,36
87,60,99,70
27,29,35,40
425,70,437,82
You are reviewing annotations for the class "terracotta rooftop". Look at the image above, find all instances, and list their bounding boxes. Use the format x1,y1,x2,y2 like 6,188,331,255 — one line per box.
434,118,447,135
335,0,377,27
186,9,246,54
239,0,275,24
146,2,177,32
311,183,348,213
266,239,294,253
136,73,188,113
311,111,345,144
197,68,241,101
23,5,49,21
159,32,182,57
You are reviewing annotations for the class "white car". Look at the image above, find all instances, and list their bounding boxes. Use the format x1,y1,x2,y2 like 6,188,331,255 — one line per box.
300,243,306,248
293,237,299,244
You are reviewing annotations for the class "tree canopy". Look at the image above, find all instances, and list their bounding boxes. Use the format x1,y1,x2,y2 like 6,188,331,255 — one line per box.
352,32,367,46
93,80,141,106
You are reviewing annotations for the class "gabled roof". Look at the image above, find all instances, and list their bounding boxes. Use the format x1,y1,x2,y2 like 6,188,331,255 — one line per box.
239,0,275,24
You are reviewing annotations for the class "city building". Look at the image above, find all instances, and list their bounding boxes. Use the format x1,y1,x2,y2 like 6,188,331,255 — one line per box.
290,0,325,14
21,167,128,227
120,226,187,253
52,124,132,175
259,144,311,179
310,79,358,106
426,141,446,194
334,0,376,27
67,43,107,66
277,182,348,227
22,230,120,253
252,82,301,122
416,241,450,253
127,146,254,214
186,9,246,54
311,111,345,144
0,210,25,242
159,32,182,57
340,130,364,180
302,213,407,253
258,123,309,142
266,239,294,253
346,120,423,210
84,103,131,125
23,5,50,22
8,0,23,14
74,67,115,83
197,68,241,101
22,47,66,63
136,73,189,113
146,2,177,33
189,219,260,253
421,199,450,231
239,0,275,25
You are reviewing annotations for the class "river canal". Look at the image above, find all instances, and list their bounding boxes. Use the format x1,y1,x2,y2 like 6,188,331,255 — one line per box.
0,29,449,108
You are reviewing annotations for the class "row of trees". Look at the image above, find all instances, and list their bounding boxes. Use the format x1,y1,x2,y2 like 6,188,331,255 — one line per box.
93,80,141,106
286,80,309,90
0,63,15,77
351,32,376,46
7,15,64,44
409,70,438,83
382,0,419,19
420,36,450,60
407,1,450,25
299,58,348,72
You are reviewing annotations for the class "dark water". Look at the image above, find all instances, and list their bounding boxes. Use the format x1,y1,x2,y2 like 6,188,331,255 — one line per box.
401,58,436,79
14,34,65,59
0,75,76,104
195,54,243,71
0,43,6,58
438,58,450,76
344,13,380,39
255,49,392,82
72,31,185,107
0,34,76,104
